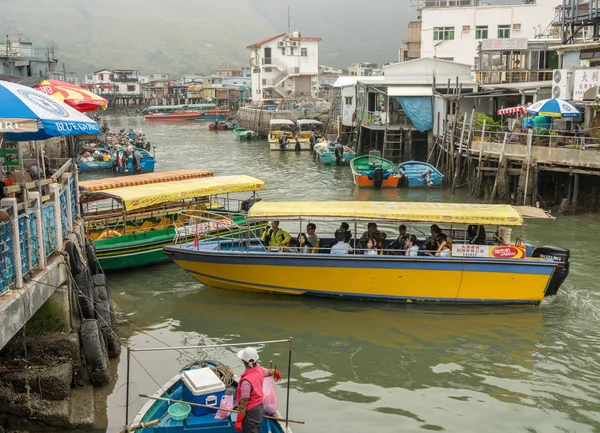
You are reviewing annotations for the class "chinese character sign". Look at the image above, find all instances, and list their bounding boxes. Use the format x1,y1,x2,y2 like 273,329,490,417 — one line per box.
573,68,600,102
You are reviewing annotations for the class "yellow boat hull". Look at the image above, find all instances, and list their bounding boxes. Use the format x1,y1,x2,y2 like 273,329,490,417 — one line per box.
166,245,556,305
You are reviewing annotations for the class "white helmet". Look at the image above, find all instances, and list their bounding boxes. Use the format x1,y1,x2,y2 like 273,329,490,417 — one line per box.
237,347,259,364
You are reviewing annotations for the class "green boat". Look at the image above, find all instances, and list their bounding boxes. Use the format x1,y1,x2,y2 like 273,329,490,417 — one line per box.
82,174,266,271
350,151,402,188
234,127,259,140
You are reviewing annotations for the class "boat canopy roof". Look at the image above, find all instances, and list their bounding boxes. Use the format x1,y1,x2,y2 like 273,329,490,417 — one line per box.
269,119,296,126
144,103,216,111
296,119,323,125
248,201,553,226
87,175,265,211
79,169,215,192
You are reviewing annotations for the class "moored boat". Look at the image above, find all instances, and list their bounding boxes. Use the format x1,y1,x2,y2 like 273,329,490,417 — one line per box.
164,201,570,305
208,120,238,131
234,128,259,140
268,119,302,151
296,119,324,144
81,174,266,271
398,160,444,187
350,151,402,188
78,148,115,171
122,339,295,433
313,137,356,165
144,111,203,121
115,147,156,174
202,108,231,120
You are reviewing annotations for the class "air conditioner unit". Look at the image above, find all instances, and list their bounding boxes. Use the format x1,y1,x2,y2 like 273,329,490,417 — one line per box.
291,41,299,47
278,41,285,47
512,23,521,31
552,69,573,99
462,25,471,32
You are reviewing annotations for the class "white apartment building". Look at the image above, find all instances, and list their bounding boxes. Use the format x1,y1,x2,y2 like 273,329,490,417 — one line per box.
82,69,143,96
420,0,560,67
247,31,321,104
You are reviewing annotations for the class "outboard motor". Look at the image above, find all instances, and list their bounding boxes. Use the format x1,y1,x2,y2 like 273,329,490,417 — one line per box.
532,246,570,296
246,131,252,140
373,167,384,189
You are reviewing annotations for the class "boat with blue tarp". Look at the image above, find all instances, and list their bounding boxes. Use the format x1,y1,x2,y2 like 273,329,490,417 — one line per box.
398,160,444,187
164,201,570,305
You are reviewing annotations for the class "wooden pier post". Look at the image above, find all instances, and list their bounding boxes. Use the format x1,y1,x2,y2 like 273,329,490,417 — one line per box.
490,132,508,202
452,112,468,193
475,119,486,197
572,173,580,213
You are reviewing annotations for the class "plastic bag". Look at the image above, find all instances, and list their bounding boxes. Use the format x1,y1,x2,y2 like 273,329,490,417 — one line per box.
214,394,234,419
262,376,278,414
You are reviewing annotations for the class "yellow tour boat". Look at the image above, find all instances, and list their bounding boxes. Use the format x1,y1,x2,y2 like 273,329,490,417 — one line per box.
164,201,570,305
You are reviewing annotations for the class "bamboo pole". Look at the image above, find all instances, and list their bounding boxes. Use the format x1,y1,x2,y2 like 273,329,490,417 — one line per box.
452,112,468,193
490,132,508,202
523,129,533,205
476,119,486,196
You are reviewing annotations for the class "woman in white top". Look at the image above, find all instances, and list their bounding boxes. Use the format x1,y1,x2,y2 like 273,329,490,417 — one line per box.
364,238,378,255
408,235,419,257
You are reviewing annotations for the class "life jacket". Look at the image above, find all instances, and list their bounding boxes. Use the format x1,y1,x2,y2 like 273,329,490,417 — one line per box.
236,366,264,411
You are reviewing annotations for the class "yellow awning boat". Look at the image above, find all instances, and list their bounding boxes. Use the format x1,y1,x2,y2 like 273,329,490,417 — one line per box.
164,200,569,306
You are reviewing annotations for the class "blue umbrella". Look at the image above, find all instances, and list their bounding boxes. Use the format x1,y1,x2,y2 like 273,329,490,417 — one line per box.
0,80,99,141
526,98,580,118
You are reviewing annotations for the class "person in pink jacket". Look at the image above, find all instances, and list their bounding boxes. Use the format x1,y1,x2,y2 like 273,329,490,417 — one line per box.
235,347,281,432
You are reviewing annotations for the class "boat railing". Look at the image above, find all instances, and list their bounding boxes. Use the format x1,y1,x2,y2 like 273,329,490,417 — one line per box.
172,209,263,251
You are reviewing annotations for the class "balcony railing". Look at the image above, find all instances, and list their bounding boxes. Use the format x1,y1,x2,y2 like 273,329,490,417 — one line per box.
476,69,553,85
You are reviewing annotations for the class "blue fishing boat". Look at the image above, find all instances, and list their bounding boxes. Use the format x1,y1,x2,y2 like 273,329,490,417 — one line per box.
398,160,444,187
77,148,115,171
116,147,156,174
314,141,356,165
123,339,297,433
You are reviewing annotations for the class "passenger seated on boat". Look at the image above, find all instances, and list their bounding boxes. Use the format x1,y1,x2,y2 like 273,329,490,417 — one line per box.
306,223,320,253
358,222,387,249
331,231,353,255
408,235,419,257
363,238,379,255
332,222,352,246
435,233,451,257
388,224,410,255
295,233,313,254
468,224,487,245
261,221,292,250
423,224,441,256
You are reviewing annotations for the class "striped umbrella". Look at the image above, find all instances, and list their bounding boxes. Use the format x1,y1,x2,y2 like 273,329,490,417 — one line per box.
526,98,580,118
34,79,108,113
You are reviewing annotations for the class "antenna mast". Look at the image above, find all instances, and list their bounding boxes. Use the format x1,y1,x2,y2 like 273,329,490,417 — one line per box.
288,6,291,35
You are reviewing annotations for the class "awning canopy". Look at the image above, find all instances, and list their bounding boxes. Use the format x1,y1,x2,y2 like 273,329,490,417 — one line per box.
86,175,265,211
269,119,295,125
248,201,552,226
388,86,433,97
296,119,323,125
80,169,215,192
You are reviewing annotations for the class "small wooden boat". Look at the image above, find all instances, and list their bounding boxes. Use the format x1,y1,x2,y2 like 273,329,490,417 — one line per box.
398,160,444,187
234,128,259,140
208,120,238,131
350,151,402,188
115,147,156,174
81,174,266,271
313,140,356,165
125,360,292,433
144,111,203,121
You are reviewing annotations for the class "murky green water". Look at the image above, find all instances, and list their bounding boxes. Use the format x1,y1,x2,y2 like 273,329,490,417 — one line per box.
92,116,600,433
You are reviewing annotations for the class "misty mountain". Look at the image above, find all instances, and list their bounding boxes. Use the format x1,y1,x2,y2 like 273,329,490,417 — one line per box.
0,0,414,75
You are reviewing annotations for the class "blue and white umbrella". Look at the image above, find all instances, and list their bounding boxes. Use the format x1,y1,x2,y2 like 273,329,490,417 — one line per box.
526,98,580,118
0,80,99,141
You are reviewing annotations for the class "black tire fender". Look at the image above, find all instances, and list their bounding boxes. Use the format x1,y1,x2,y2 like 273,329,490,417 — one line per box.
73,272,95,319
80,319,110,386
86,242,98,275
64,241,83,274
95,300,121,358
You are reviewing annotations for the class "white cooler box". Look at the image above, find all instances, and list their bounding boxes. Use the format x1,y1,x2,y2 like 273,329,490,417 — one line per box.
181,368,226,417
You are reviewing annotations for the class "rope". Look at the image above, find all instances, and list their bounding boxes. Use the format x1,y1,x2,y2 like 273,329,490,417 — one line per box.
211,364,235,387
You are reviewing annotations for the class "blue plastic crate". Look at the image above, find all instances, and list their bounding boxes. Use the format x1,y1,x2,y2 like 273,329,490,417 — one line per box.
0,221,15,293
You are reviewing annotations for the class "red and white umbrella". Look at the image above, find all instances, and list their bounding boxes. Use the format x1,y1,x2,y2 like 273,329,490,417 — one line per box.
497,104,530,116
